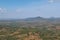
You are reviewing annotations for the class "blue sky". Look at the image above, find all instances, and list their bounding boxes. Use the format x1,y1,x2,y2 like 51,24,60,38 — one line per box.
0,0,60,19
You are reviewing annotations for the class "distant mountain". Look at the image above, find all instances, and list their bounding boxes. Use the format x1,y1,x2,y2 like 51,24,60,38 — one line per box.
24,16,46,21
0,16,60,23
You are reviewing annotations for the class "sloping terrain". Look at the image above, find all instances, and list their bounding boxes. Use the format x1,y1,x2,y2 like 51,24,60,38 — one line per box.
0,17,60,40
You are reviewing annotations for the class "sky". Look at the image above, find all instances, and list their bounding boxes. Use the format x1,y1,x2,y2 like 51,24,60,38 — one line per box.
0,0,60,19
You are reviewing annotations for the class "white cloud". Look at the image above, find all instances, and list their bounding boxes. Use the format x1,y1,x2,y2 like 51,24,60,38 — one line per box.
48,0,54,3
16,7,39,14
0,8,7,13
48,0,60,3
16,8,23,13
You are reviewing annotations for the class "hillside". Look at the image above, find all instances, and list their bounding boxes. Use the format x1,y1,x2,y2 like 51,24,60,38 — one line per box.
0,16,60,40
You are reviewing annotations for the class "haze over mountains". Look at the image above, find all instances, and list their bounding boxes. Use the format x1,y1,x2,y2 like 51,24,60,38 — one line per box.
0,16,60,23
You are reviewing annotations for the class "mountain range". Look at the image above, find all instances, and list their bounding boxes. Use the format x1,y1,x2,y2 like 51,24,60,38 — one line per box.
0,16,60,23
